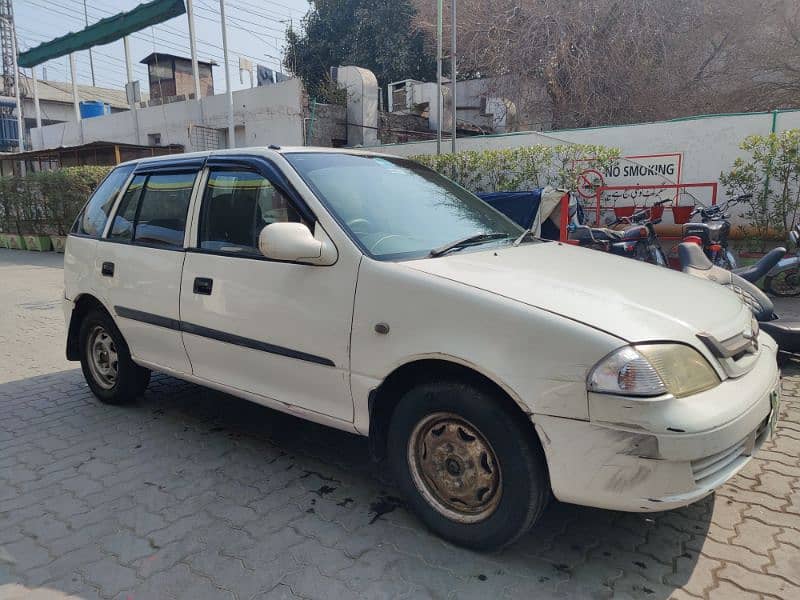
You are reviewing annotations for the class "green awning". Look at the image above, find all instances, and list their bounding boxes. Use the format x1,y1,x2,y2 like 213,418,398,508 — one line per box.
17,0,186,68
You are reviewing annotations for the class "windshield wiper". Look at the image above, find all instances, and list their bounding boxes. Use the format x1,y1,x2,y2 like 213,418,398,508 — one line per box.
429,232,511,257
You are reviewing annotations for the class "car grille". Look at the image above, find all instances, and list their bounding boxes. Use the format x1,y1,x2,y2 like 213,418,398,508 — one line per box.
690,417,769,485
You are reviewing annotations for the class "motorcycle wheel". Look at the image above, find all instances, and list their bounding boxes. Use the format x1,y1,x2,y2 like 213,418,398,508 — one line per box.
765,269,800,297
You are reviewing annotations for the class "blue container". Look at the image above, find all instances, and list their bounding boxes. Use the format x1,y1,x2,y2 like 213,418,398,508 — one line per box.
79,100,110,119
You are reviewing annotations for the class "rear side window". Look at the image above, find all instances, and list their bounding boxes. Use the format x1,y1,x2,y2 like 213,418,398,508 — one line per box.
108,172,196,248
73,165,134,237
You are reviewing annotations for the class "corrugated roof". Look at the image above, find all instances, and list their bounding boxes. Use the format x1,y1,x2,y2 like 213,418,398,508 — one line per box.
19,73,148,109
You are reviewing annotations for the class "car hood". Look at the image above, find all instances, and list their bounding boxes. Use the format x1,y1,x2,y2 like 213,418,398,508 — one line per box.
404,241,751,346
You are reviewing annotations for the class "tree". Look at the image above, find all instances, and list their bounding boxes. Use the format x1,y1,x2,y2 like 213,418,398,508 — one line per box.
411,0,800,130
284,0,436,101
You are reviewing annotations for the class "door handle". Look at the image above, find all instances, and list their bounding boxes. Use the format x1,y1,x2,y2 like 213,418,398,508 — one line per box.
101,262,114,277
193,277,213,295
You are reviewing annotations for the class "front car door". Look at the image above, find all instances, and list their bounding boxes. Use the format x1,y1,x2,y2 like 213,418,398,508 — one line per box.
96,160,204,374
179,156,359,424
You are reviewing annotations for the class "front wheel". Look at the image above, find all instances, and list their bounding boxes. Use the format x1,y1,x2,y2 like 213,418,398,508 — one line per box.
765,268,800,297
387,380,549,551
79,309,150,404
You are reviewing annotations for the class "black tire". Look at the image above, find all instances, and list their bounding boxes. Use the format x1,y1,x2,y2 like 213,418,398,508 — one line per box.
78,308,150,404
387,380,549,551
765,270,800,297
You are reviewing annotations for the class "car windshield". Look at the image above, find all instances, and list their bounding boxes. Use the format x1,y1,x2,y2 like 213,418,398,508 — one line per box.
284,152,526,260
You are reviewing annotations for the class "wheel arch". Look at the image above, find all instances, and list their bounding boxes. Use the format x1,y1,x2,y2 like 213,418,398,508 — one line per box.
367,357,538,462
66,293,112,360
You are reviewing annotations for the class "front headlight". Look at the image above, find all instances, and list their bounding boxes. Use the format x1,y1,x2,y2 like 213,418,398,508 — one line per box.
587,343,720,398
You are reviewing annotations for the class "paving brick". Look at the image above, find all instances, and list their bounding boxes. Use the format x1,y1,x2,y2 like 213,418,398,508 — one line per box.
4,251,800,600
717,562,800,598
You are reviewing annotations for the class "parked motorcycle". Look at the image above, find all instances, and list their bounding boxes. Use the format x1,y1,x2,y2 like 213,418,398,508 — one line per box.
764,224,800,297
678,242,800,362
682,193,751,269
568,198,671,266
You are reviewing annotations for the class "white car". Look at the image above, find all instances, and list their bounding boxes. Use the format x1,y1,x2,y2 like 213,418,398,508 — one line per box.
63,147,781,550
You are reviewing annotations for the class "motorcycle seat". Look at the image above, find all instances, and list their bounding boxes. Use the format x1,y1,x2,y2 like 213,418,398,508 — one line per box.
570,226,624,243
732,247,786,282
760,320,800,354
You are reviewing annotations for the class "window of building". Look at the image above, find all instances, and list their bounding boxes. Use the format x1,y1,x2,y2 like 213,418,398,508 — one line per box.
147,133,162,146
198,169,304,255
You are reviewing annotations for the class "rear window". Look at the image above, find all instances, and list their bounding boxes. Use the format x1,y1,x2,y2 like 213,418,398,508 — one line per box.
108,172,196,248
73,165,134,237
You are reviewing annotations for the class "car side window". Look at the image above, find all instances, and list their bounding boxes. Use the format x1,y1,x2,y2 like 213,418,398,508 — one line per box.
73,165,134,237
108,172,196,248
198,169,305,255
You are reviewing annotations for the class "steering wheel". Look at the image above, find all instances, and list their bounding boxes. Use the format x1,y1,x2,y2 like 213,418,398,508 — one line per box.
370,234,408,253
347,218,371,232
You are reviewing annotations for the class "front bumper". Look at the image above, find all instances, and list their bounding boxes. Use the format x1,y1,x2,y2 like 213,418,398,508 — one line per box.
534,339,781,512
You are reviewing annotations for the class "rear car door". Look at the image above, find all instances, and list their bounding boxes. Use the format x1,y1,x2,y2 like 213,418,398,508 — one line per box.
179,156,358,422
96,160,203,374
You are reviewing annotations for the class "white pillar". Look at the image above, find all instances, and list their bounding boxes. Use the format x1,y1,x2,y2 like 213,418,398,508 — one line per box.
436,0,442,154
186,0,202,101
31,67,42,149
31,68,41,128
122,36,141,145
451,0,457,154
219,0,235,148
69,53,80,122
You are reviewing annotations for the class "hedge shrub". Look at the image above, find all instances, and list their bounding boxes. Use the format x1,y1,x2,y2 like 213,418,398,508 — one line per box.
410,144,621,193
0,166,111,235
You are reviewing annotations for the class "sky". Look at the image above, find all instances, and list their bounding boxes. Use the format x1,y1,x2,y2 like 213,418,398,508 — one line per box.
13,0,311,95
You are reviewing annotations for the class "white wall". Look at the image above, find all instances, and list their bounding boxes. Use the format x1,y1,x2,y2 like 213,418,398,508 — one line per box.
30,79,305,151
375,110,800,188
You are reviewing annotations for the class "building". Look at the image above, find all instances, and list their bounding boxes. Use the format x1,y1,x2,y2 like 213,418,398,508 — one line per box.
14,74,149,150
30,78,314,153
141,52,216,103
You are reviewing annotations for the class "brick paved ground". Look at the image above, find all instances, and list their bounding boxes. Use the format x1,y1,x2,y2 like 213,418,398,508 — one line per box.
1,248,799,599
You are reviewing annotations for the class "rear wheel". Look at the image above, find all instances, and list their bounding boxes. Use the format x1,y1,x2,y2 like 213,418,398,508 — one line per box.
79,309,150,404
765,269,800,297
387,380,549,550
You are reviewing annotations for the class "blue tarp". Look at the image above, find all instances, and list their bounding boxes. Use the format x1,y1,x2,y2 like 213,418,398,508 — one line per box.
477,189,564,240
477,190,543,229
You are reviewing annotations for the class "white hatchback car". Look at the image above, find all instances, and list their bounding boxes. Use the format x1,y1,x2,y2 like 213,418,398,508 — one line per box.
64,147,781,550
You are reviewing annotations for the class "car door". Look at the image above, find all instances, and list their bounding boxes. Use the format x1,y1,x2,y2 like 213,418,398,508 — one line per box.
96,161,203,374
179,157,358,423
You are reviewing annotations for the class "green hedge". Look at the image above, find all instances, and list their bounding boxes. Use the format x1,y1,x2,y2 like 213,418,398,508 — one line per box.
0,166,111,235
410,144,621,193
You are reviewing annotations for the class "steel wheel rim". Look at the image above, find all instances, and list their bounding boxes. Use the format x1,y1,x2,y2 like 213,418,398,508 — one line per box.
407,412,502,523
87,325,118,390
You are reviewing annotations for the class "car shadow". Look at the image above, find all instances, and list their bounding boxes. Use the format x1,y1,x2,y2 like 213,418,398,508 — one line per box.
0,368,716,598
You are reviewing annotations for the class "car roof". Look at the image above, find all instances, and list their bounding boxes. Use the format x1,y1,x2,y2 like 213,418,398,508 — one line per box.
117,145,402,169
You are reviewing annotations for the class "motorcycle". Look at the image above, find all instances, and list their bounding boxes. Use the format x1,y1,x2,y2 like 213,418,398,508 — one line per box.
682,193,751,269
678,241,800,362
764,224,800,297
568,197,671,266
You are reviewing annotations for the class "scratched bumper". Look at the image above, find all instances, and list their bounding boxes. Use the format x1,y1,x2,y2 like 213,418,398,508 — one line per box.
533,341,780,512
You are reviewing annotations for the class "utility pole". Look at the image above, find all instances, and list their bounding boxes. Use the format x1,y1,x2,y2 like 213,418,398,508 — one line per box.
219,0,235,148
436,0,442,155
82,0,96,87
186,0,202,101
451,0,457,154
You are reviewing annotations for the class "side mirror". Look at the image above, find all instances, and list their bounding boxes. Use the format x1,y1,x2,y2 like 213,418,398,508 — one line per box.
258,222,337,265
